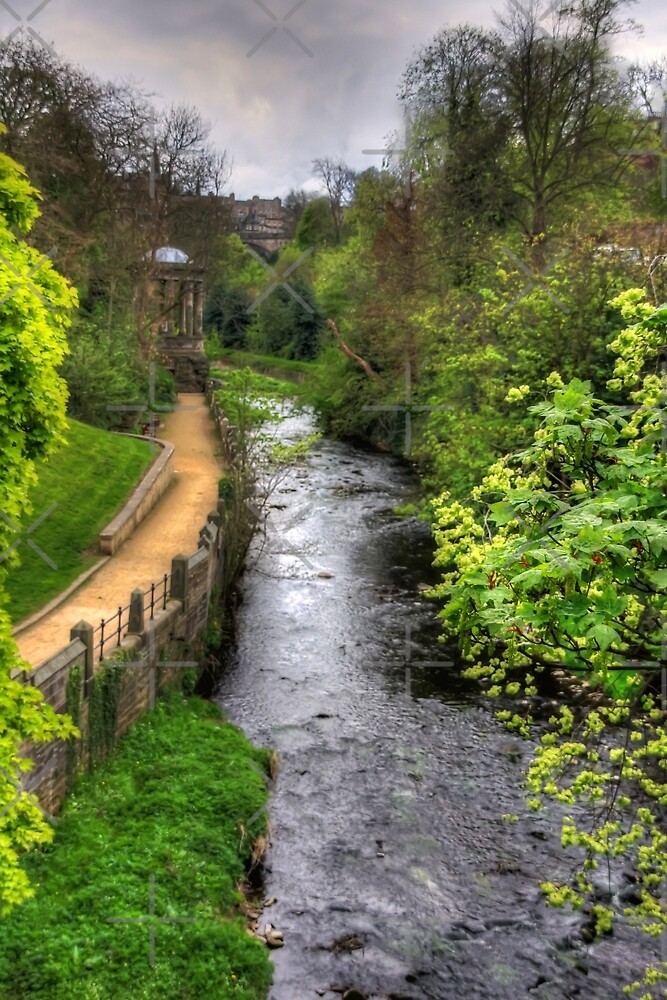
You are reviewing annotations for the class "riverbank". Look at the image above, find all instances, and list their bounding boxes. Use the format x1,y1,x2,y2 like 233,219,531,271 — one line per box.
0,694,273,1000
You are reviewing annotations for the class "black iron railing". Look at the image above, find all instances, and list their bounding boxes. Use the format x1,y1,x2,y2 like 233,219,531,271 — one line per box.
94,573,172,660
94,602,131,662
145,573,170,620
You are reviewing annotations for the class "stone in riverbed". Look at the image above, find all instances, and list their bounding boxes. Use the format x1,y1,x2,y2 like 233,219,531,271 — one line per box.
264,923,284,948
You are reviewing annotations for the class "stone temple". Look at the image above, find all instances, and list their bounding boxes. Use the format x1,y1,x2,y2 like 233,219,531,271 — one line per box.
146,246,209,392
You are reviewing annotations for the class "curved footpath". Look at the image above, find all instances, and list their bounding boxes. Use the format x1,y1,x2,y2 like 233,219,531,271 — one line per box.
16,395,222,669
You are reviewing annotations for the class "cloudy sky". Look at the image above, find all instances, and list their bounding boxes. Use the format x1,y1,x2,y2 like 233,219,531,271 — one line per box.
5,0,667,198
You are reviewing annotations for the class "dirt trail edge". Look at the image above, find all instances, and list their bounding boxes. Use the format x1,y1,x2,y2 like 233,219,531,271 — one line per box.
17,394,222,669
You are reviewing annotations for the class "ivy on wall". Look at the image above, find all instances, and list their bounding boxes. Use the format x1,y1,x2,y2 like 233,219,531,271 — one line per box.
87,660,123,767
64,665,82,788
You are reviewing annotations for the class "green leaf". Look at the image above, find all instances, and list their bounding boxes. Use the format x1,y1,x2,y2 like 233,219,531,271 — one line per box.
587,623,621,651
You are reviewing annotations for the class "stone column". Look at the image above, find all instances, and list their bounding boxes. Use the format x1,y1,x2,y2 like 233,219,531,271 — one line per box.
185,282,195,338
70,620,94,695
179,281,187,336
166,279,177,336
194,282,204,338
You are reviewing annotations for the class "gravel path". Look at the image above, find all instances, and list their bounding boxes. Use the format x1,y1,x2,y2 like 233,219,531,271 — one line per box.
16,395,222,669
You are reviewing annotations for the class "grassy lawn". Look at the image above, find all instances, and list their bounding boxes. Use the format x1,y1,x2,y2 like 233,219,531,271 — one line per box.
0,694,273,1000
5,420,154,624
206,344,318,383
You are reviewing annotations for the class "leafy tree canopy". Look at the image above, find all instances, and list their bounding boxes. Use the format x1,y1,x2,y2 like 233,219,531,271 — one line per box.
0,132,79,913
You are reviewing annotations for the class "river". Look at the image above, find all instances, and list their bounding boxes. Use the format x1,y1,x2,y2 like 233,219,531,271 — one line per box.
213,409,660,1000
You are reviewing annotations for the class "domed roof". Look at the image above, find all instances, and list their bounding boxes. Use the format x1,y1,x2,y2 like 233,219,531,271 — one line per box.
147,246,190,264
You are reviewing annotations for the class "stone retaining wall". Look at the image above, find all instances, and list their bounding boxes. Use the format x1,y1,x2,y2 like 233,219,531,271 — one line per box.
17,511,226,816
15,385,247,816
99,437,175,555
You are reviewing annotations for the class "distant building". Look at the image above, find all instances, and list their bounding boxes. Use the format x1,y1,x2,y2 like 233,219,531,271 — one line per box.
222,194,297,255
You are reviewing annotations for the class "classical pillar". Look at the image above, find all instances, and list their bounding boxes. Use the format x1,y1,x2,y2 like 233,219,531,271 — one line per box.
166,279,177,336
179,281,187,336
194,281,204,337
185,282,194,337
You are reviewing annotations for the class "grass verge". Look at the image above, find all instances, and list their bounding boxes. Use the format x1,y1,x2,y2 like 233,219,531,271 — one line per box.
207,345,318,382
5,420,154,624
0,694,273,1000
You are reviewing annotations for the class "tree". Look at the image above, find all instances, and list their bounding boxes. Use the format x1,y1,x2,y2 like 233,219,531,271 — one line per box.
289,279,325,360
283,187,313,225
204,283,253,349
0,135,79,912
430,292,667,994
294,197,337,249
401,0,646,248
311,158,356,242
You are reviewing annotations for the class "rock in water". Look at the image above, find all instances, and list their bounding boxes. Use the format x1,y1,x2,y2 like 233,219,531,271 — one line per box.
264,923,285,948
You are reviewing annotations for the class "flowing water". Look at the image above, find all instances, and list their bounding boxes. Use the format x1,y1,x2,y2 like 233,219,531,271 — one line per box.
214,410,660,1000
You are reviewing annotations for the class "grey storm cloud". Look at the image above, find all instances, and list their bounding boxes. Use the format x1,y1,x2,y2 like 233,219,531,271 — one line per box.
4,0,667,197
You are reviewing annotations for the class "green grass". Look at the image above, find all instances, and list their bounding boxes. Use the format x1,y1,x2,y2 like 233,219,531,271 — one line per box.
5,420,154,623
207,344,319,382
0,694,273,1000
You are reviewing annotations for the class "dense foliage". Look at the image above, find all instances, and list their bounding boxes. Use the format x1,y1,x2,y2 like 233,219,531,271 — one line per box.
0,694,273,999
0,134,79,912
428,293,667,994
